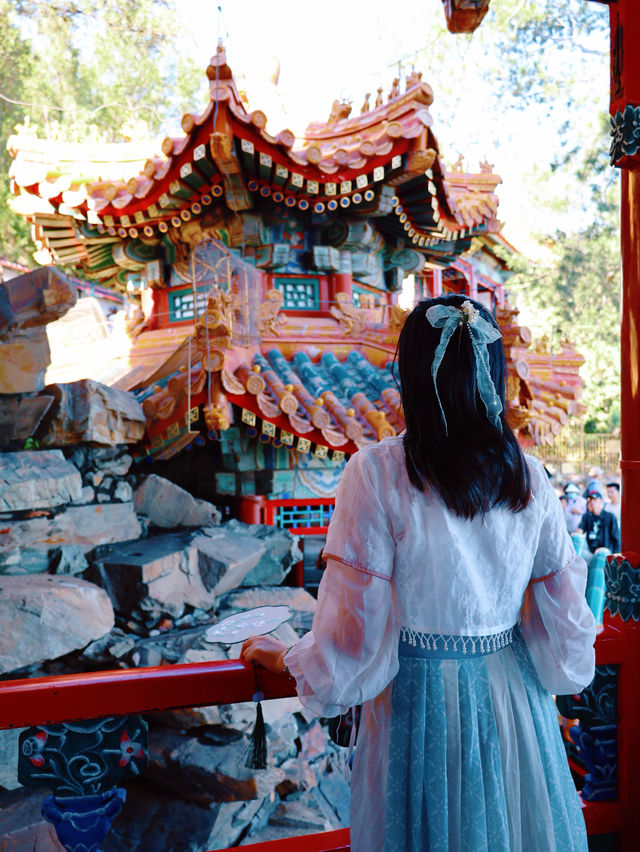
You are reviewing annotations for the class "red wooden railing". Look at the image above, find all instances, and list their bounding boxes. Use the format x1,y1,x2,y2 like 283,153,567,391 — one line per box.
579,613,640,847
0,660,352,851
0,640,636,850
238,496,334,585
0,660,295,729
225,828,350,851
237,495,334,535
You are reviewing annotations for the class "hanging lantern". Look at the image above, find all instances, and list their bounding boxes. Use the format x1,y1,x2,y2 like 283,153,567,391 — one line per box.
441,0,490,34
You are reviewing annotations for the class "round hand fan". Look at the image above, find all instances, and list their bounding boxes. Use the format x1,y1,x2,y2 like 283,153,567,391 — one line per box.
204,605,292,644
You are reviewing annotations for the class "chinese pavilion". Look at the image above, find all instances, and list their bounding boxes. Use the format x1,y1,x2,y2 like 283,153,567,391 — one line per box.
5,1,640,846
6,44,584,500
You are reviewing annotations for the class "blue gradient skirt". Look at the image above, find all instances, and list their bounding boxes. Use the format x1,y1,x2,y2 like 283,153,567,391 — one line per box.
383,628,588,851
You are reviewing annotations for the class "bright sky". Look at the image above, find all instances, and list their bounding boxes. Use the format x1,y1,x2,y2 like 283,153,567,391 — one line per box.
174,0,610,259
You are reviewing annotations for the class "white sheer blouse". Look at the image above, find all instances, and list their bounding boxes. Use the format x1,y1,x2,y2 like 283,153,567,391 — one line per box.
285,435,596,716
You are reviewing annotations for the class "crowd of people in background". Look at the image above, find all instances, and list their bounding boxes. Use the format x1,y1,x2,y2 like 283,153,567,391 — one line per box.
557,466,621,561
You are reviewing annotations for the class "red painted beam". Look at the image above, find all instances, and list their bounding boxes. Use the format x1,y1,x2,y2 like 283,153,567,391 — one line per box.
0,660,297,730
214,827,350,851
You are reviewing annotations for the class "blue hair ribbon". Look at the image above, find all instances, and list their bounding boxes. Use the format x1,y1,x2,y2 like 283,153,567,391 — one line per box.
425,302,503,435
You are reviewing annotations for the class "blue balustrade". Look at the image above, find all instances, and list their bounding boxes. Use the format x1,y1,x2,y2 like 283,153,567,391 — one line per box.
571,533,586,557
571,536,608,624
274,503,335,529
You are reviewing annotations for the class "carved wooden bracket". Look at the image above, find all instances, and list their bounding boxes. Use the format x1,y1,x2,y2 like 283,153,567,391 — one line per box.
259,288,286,336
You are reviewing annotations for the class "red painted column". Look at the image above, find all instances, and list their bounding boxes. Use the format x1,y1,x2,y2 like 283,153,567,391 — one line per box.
591,6,640,849
619,168,640,552
432,268,443,297
607,0,640,550
331,273,353,300
608,3,640,138
468,265,478,300
146,287,166,331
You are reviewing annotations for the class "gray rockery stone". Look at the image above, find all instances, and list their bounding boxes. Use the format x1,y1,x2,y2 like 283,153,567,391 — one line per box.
88,533,217,619
223,518,302,586
134,474,221,528
144,728,284,803
0,574,114,674
0,450,81,511
0,502,142,555
38,379,145,447
192,527,266,596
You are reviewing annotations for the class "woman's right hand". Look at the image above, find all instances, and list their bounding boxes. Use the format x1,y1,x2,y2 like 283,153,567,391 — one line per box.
240,634,290,673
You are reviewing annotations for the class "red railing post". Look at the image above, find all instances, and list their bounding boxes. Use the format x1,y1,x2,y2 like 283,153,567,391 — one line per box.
237,495,266,525
575,4,640,845
239,497,335,587
619,170,640,553
596,162,640,851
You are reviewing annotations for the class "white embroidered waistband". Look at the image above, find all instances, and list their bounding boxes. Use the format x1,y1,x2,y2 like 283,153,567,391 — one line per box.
398,625,517,658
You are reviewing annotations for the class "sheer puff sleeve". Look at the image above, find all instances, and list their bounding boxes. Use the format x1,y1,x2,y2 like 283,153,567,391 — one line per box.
520,465,596,695
283,449,398,717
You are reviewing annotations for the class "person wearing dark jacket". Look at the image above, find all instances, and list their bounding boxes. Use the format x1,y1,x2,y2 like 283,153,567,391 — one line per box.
578,491,621,554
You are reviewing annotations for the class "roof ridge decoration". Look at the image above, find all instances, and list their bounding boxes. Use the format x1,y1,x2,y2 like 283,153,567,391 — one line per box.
7,41,505,286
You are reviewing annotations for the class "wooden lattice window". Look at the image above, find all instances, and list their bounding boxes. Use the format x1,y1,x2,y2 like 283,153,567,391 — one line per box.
167,288,208,322
274,276,320,310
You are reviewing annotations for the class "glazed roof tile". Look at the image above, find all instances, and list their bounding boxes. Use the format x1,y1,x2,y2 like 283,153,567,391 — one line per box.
125,296,584,461
134,345,402,457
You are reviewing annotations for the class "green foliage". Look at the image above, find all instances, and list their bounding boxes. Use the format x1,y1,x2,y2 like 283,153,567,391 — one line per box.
0,0,206,261
403,0,608,129
9,0,205,141
414,0,617,432
506,117,620,432
0,0,34,262
488,0,608,110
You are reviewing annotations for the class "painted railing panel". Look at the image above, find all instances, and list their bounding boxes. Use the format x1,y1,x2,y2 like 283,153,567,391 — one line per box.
2,616,638,849
0,663,297,851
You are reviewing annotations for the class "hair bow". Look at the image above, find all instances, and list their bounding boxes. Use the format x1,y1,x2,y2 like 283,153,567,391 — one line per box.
425,301,503,434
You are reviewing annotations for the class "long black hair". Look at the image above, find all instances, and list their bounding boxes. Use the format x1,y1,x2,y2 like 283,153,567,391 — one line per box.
398,294,531,519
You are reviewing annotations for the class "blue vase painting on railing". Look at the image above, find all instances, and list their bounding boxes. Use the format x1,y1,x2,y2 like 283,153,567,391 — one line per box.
18,715,147,852
41,787,127,852
556,664,618,803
